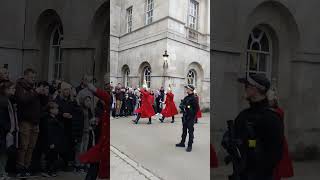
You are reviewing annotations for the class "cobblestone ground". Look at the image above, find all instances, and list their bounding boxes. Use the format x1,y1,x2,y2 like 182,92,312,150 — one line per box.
211,161,320,180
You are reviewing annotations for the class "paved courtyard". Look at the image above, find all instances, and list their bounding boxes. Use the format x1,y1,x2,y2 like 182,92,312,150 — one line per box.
110,113,210,180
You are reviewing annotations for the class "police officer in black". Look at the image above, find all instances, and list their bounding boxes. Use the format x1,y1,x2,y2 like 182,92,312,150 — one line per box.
234,74,284,180
176,84,198,152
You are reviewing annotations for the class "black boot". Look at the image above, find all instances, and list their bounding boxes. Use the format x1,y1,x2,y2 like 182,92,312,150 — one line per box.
175,142,185,147
132,114,141,124
159,116,164,123
195,118,198,124
186,145,192,152
148,118,152,124
171,116,175,123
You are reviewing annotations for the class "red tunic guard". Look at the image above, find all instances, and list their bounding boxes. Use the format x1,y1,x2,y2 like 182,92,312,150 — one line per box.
161,92,178,117
134,89,155,118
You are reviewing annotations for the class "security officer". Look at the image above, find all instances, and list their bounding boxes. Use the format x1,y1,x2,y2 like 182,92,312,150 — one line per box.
235,74,284,180
176,84,198,152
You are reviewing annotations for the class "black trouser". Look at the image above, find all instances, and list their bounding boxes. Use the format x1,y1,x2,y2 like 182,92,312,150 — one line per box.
63,122,74,166
135,114,151,123
240,172,274,180
30,136,43,172
156,100,162,113
181,120,194,147
46,149,58,172
85,163,99,180
5,145,17,174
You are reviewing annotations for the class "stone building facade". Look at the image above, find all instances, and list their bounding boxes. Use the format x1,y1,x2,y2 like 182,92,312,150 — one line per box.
110,0,210,108
211,0,320,158
0,0,110,86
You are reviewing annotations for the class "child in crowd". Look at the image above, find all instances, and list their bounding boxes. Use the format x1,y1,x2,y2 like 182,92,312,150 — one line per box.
43,102,66,177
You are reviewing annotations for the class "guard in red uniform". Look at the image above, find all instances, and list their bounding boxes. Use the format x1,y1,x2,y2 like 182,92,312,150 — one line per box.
132,84,155,124
79,83,109,179
211,144,218,168
159,87,178,123
194,90,202,123
268,91,294,180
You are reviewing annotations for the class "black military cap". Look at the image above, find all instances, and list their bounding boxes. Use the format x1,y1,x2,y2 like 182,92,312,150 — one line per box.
184,84,195,91
238,73,270,92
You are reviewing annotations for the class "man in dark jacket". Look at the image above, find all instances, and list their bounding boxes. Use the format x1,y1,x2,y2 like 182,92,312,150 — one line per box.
15,68,41,177
30,81,50,174
234,74,284,180
114,84,124,118
176,85,198,152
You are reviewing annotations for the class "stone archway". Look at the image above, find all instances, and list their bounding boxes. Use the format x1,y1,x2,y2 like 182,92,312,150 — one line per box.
186,62,204,92
241,1,302,154
138,61,152,88
36,9,64,82
90,1,110,86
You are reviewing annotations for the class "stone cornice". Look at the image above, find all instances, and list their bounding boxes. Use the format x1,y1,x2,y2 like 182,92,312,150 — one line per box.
61,40,96,49
0,40,39,50
211,41,242,54
292,52,320,64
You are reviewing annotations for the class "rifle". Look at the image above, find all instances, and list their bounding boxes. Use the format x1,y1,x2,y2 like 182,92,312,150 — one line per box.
221,120,243,180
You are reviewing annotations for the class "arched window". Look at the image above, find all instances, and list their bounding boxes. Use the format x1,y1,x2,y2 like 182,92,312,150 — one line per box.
246,27,272,79
142,66,151,88
187,69,197,87
49,25,63,81
123,67,130,87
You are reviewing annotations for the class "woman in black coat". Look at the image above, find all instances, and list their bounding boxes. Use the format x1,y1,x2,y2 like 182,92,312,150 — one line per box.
0,80,18,178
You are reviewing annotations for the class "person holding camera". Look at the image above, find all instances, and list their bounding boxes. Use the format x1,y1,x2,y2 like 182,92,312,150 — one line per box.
79,82,109,180
233,74,284,180
175,84,198,152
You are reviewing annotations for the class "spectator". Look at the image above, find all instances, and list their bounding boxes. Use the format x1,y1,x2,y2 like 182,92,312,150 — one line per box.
43,102,66,177
30,80,51,174
76,76,86,94
15,68,41,178
55,82,79,171
75,94,93,172
0,68,9,81
114,83,124,118
0,80,17,179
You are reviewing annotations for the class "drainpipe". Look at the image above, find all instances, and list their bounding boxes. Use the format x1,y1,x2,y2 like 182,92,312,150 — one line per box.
21,0,27,75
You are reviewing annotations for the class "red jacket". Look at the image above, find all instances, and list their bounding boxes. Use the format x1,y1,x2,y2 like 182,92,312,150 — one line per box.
211,144,218,168
196,96,202,118
79,88,110,178
161,92,178,117
134,89,155,118
273,107,294,180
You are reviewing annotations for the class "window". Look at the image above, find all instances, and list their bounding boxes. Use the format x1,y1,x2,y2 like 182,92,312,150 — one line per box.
143,66,151,88
188,0,199,30
126,6,133,33
123,67,130,87
145,0,154,25
246,28,272,79
49,25,63,81
187,69,197,87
